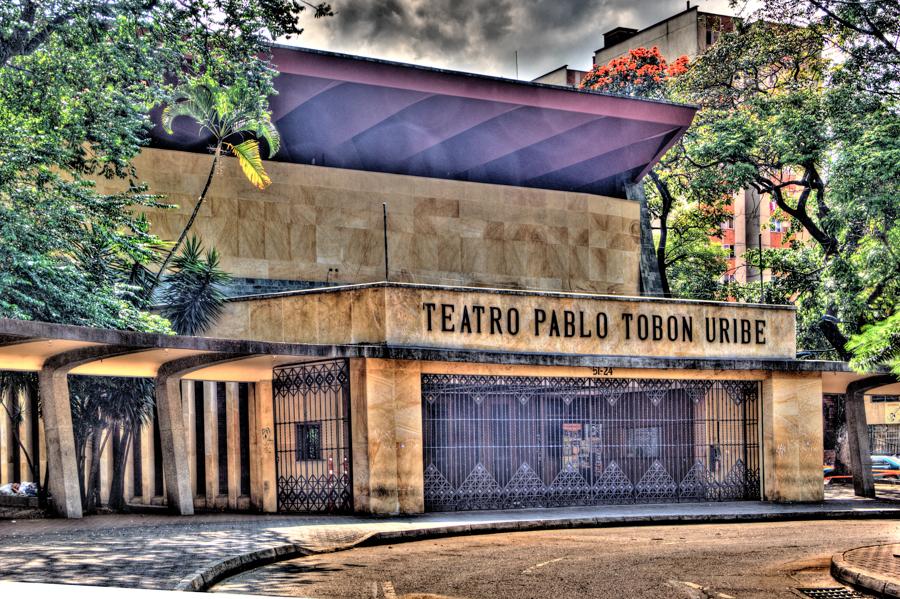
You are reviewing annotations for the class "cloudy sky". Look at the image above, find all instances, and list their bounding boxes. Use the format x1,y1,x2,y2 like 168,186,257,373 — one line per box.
288,0,749,79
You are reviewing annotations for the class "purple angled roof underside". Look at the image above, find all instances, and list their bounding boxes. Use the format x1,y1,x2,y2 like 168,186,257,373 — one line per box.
151,47,697,198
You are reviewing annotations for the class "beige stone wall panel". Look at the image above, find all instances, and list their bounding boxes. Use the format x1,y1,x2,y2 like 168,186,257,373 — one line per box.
104,148,642,293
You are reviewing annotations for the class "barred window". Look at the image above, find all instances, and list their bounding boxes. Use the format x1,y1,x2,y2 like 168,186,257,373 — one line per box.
871,395,900,403
295,423,322,461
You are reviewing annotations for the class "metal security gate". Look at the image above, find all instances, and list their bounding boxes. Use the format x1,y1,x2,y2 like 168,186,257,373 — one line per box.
273,359,352,513
422,374,760,512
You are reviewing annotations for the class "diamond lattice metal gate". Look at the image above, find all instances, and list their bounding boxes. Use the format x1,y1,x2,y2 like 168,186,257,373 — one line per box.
273,359,352,513
422,375,760,512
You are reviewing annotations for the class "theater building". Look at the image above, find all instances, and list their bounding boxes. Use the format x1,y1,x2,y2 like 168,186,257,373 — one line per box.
0,47,881,518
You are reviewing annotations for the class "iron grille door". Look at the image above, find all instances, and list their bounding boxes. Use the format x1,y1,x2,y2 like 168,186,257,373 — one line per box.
273,359,352,513
422,374,760,512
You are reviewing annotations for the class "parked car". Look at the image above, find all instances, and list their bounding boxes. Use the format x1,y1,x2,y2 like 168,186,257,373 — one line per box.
824,455,900,482
871,455,900,479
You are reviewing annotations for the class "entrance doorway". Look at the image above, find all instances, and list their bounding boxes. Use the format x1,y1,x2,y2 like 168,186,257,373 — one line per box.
422,374,760,511
273,359,352,513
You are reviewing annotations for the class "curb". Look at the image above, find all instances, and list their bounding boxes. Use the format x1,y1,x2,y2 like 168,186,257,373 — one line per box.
831,545,900,599
175,507,900,592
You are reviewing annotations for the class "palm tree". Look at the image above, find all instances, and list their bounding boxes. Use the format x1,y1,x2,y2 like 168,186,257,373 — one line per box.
69,376,155,512
160,236,231,336
153,77,280,289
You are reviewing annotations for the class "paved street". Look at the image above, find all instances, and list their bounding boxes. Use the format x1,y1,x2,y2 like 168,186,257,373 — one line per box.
0,490,897,591
212,519,900,599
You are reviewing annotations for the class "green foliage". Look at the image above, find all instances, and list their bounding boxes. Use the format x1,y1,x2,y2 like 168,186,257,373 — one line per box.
0,1,322,331
664,4,900,368
161,237,231,336
849,313,900,376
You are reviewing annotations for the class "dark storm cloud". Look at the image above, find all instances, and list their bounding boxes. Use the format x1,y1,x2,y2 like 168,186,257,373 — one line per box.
296,0,734,77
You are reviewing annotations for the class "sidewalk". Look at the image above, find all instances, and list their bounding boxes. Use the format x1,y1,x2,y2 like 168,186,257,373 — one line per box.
0,495,897,592
833,543,900,598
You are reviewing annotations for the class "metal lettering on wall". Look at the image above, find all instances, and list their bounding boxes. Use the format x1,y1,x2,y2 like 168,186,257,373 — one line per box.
422,374,761,512
422,302,769,346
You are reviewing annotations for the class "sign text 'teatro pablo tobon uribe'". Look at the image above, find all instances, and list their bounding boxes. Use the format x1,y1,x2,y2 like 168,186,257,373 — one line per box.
417,293,796,360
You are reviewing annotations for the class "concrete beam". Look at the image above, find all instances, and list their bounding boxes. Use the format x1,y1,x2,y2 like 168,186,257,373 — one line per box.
154,353,251,515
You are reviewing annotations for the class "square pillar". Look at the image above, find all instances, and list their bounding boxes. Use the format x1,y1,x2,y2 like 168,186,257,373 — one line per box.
203,381,219,505
761,372,824,502
99,436,112,505
351,358,424,515
254,380,277,512
248,383,262,510
180,381,196,497
225,382,240,509
124,430,134,502
140,421,154,504
0,401,10,484
20,391,35,483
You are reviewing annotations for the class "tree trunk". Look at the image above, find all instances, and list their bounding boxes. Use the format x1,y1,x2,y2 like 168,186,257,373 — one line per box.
108,426,132,511
648,171,673,297
151,143,222,293
84,425,105,513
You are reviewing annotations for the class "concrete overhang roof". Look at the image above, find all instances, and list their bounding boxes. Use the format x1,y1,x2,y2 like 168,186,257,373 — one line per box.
0,317,892,394
151,46,697,198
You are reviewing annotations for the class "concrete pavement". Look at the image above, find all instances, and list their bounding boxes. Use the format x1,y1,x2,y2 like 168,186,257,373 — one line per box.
0,494,899,592
833,543,900,598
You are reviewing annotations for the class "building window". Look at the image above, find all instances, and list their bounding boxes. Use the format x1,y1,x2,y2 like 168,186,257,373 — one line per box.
721,217,734,229
722,244,736,258
871,395,900,403
295,423,322,461
772,219,784,233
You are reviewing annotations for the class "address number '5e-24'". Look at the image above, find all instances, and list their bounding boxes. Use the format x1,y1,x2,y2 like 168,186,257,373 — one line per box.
592,367,614,376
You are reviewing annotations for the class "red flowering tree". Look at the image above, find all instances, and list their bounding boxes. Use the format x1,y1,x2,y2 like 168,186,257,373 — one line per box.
580,46,689,99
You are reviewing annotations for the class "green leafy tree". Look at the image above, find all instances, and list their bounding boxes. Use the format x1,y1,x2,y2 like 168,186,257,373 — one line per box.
671,10,900,366
69,376,154,513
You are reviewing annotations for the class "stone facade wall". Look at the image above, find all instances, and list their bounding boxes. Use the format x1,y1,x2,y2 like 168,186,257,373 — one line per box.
206,284,797,361
106,148,642,295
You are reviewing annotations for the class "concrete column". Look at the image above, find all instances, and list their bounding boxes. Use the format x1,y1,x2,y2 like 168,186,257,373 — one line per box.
99,433,113,505
845,375,895,498
248,383,262,510
124,429,134,502
20,390,35,482
255,380,277,513
140,422,154,504
349,359,370,513
203,381,219,504
226,382,240,508
37,368,83,518
0,400,10,484
352,358,424,515
761,372,824,502
180,381,196,496
154,373,195,515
